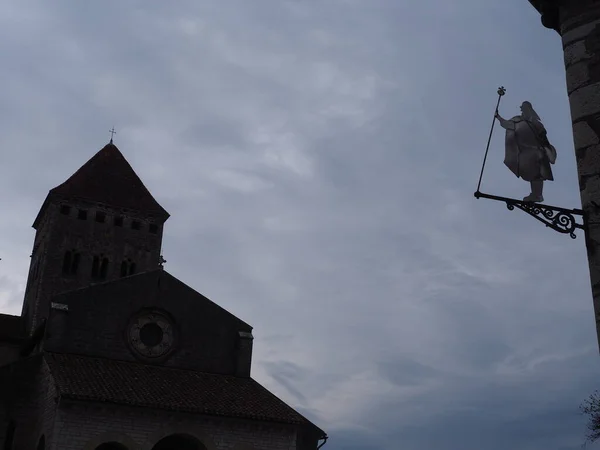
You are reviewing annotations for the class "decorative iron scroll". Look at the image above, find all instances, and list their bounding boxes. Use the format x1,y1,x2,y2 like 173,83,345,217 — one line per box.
474,191,584,239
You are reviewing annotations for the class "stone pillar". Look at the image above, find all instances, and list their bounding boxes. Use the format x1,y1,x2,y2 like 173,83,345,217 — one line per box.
531,0,600,350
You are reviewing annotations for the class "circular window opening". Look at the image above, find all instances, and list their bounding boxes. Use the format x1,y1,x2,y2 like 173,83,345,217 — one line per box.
140,322,163,347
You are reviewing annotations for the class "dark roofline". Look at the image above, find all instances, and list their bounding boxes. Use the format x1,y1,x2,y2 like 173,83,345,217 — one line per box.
528,0,542,14
249,377,327,437
58,395,327,438
50,269,253,331
33,193,170,230
161,271,254,331
33,142,170,228
0,313,25,344
44,351,325,435
32,195,50,229
59,395,316,428
526,0,560,33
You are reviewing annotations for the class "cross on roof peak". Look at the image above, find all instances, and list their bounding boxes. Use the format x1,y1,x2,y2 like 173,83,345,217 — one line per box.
109,127,117,143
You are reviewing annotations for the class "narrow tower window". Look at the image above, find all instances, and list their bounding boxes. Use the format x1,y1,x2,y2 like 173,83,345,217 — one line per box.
100,258,109,279
149,223,158,234
114,216,123,227
95,211,106,223
131,220,141,231
93,255,109,280
120,259,136,277
91,255,100,278
71,252,80,274
62,251,72,274
77,209,87,220
60,205,71,215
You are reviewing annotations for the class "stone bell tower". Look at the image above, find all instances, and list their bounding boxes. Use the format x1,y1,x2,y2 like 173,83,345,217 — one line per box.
21,141,170,335
528,0,600,350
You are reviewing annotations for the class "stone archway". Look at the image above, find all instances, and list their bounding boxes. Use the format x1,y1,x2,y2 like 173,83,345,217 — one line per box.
150,434,207,450
84,432,139,450
3,420,15,450
95,444,129,450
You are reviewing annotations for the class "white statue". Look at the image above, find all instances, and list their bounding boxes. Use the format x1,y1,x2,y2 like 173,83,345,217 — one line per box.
495,101,557,203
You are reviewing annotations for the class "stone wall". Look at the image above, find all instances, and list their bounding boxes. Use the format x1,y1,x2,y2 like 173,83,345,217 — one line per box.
0,342,20,368
5,356,59,450
559,2,600,349
43,271,253,376
23,197,166,337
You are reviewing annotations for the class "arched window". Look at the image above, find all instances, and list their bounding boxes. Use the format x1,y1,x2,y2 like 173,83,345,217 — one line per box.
151,434,207,450
95,443,128,450
3,420,15,450
120,259,136,278
120,261,128,278
91,256,100,278
63,250,80,275
93,256,109,280
62,251,72,274
100,258,109,279
71,252,80,274
36,435,45,450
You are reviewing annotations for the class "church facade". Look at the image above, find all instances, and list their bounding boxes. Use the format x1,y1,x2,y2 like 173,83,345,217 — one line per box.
0,142,327,450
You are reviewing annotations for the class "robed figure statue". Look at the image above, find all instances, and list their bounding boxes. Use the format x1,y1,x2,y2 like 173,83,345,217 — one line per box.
495,101,557,203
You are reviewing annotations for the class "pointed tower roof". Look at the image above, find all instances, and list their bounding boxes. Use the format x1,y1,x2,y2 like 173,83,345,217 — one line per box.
34,142,169,227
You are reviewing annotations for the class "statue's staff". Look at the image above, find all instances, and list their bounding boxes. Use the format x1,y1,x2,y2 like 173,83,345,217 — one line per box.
476,86,506,193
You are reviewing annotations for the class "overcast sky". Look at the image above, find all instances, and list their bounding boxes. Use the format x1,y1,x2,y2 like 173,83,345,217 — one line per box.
1,1,598,449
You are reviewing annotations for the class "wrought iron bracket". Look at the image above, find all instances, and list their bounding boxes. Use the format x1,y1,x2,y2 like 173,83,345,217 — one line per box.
474,191,585,239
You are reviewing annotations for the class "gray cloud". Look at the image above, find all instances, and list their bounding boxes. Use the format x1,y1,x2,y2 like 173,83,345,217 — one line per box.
0,0,597,449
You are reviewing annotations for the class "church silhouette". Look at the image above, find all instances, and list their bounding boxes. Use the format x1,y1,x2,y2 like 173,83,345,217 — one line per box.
0,141,326,450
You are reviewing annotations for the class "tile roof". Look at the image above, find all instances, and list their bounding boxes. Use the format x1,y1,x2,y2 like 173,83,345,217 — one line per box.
44,352,324,434
48,143,169,218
